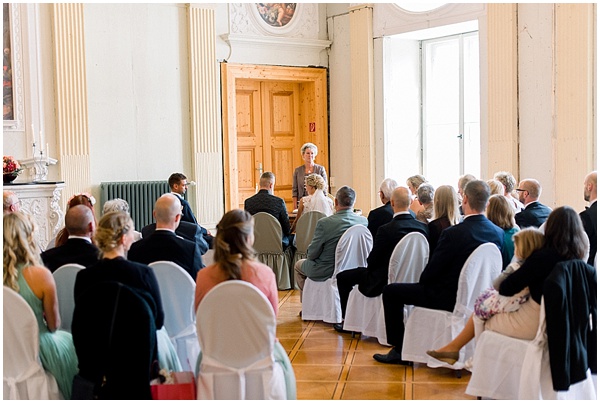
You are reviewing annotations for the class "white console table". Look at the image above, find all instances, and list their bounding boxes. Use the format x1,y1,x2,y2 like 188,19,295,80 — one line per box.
4,182,66,250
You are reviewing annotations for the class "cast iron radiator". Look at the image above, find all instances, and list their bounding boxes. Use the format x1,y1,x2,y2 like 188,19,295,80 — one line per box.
100,181,185,231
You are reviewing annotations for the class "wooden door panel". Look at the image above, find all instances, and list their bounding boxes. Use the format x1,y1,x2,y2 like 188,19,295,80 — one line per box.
235,80,262,209
263,82,300,212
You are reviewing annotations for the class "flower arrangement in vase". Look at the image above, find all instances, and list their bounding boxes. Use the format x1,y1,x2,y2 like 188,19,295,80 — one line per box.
3,155,23,183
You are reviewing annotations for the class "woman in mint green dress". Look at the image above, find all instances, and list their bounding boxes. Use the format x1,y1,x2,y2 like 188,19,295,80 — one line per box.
4,212,78,399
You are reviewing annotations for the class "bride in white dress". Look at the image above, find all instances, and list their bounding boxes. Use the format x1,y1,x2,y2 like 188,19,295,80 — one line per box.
291,173,334,232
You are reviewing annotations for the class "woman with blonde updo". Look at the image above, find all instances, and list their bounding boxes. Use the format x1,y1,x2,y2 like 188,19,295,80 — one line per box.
74,211,181,372
4,212,78,399
194,209,296,399
291,173,334,232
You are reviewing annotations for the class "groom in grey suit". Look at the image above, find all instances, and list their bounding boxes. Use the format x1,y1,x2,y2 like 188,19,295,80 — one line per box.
294,186,368,300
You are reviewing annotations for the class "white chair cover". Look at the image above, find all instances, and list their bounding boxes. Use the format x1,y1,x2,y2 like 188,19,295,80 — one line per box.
467,299,597,400
149,261,199,372
343,232,429,345
302,224,373,323
253,212,293,290
3,286,61,400
52,263,85,333
195,281,287,400
292,211,326,266
402,243,502,369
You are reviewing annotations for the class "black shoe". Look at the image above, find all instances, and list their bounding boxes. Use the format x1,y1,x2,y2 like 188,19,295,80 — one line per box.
373,348,411,365
333,323,352,334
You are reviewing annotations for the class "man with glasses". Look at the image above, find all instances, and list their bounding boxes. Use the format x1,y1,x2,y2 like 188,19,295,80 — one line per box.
514,178,552,228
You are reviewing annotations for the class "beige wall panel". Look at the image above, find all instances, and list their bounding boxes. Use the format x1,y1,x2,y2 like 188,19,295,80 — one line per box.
554,4,595,210
188,7,223,226
485,4,518,180
52,4,91,203
349,5,376,212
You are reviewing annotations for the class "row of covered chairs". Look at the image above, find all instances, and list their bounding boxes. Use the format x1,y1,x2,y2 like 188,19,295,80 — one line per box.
5,271,289,399
253,211,325,290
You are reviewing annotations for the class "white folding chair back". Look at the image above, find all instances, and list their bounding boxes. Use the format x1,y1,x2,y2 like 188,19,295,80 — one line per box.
293,211,326,264
402,243,502,369
53,263,85,332
149,261,199,372
253,212,292,290
302,224,373,323
195,281,286,400
3,286,60,399
343,232,429,344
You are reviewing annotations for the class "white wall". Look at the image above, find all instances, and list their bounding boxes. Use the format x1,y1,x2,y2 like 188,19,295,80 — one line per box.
326,5,354,193
84,4,191,185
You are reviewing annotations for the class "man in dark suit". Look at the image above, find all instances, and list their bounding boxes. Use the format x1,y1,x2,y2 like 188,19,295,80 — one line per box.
169,172,197,224
515,178,552,228
244,171,293,249
580,171,597,265
128,194,202,281
373,180,504,365
41,205,99,272
141,220,212,257
367,178,398,238
335,186,429,331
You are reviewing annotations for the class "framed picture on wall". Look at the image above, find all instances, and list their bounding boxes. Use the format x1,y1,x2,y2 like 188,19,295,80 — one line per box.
255,4,297,28
3,3,23,131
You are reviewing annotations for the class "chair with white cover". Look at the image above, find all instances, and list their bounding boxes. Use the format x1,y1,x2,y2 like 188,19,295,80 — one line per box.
402,242,502,369
466,259,597,400
149,261,199,372
343,232,429,345
52,263,85,332
292,211,326,267
195,280,287,400
3,286,61,400
253,212,293,290
302,224,373,323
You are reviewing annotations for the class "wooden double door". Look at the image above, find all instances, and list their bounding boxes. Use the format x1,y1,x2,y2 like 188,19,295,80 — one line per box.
222,64,329,212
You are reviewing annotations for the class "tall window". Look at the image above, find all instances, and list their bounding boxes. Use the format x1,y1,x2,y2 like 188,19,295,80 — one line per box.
422,32,479,186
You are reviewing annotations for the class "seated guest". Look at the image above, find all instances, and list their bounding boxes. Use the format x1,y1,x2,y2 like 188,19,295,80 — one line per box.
195,209,296,399
294,186,368,300
335,186,429,331
494,170,524,213
515,178,552,228
129,194,203,280
102,198,141,241
291,173,334,232
367,178,398,238
4,212,78,399
406,175,427,216
580,171,597,265
41,205,99,272
373,180,503,365
244,172,293,249
486,194,520,269
169,172,197,224
415,183,435,223
141,220,211,253
457,174,476,215
3,190,20,214
427,185,460,258
48,193,96,249
74,211,181,372
486,179,505,196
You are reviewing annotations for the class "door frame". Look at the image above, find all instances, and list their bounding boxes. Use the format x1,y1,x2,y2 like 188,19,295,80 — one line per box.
221,63,329,211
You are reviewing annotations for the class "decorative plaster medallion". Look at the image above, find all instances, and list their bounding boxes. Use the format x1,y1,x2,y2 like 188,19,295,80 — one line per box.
229,3,319,39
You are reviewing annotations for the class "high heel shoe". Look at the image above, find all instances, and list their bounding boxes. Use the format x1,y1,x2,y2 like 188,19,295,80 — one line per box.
426,350,459,365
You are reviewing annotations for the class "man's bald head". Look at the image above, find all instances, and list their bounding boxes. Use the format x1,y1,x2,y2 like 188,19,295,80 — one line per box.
584,171,597,202
3,190,19,213
65,204,95,237
390,186,411,213
154,193,182,229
